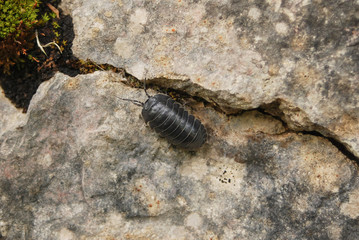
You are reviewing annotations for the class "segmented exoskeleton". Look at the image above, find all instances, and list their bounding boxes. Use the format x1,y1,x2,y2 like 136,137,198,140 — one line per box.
119,80,207,150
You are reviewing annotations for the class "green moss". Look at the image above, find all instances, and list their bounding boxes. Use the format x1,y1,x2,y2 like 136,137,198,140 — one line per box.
0,0,57,74
0,0,42,39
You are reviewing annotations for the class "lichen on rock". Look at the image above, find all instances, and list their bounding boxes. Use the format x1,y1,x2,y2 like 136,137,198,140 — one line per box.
60,0,359,158
0,71,358,239
1,0,359,239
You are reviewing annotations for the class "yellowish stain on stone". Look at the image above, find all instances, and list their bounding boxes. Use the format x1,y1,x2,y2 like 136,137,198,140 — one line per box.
95,72,116,88
91,27,100,38
326,223,342,240
223,111,286,142
298,141,352,194
275,100,315,130
154,55,173,68
282,8,296,22
90,17,105,38
310,162,341,193
123,226,187,240
64,77,80,90
180,157,208,181
268,64,280,76
203,231,219,240
88,212,189,239
239,36,251,49
152,37,175,71
114,38,134,59
340,188,359,218
133,178,165,217
332,113,359,135
294,63,322,86
266,0,282,12
57,228,77,240
291,34,309,51
104,11,112,18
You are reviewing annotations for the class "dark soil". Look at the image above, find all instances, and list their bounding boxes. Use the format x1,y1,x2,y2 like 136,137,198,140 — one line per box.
0,0,75,112
0,0,104,112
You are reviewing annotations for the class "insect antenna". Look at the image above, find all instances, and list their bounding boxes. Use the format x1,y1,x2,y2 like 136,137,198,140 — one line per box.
117,97,144,107
144,78,151,98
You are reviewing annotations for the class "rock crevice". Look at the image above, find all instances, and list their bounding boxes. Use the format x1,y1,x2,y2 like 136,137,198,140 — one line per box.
1,71,359,239
59,0,359,160
118,73,359,165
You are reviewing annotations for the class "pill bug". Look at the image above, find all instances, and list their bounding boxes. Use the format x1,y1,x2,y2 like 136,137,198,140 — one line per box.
119,80,207,150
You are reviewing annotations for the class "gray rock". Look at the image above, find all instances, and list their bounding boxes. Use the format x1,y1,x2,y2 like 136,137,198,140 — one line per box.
0,88,26,137
60,0,359,157
0,71,358,239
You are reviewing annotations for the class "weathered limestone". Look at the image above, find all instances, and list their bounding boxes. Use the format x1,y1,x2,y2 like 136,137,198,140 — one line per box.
60,0,359,157
0,72,358,239
0,88,26,137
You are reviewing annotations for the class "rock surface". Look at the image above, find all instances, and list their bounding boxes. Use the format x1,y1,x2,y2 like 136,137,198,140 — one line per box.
60,0,359,158
0,71,358,239
0,88,26,137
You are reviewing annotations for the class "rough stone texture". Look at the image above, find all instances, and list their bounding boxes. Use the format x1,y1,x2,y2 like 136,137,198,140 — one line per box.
0,88,26,137
60,0,359,158
1,71,359,239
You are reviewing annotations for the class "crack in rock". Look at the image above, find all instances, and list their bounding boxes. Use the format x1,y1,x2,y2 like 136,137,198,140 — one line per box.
60,0,359,165
118,72,359,166
1,71,359,239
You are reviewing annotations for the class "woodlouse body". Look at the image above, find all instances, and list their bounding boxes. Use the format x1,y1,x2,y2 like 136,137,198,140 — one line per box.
141,94,207,150
119,80,207,150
